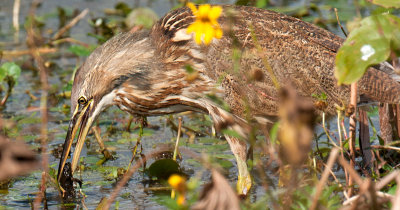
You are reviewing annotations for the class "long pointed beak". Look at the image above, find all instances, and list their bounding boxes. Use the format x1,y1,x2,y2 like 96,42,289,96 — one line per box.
57,100,95,182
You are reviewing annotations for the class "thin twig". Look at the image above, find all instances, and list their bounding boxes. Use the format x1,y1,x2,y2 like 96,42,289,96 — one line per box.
348,83,358,196
52,8,89,40
343,191,394,206
322,112,339,147
341,118,348,140
26,1,49,208
171,117,182,199
310,148,340,210
0,82,13,107
393,175,400,210
249,25,279,89
105,147,173,209
173,117,182,161
338,156,363,186
337,110,349,185
334,8,347,37
2,48,57,59
371,145,400,153
51,37,89,47
375,170,400,191
12,0,20,43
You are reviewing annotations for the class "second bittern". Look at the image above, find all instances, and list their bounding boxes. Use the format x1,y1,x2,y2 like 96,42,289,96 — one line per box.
57,5,400,195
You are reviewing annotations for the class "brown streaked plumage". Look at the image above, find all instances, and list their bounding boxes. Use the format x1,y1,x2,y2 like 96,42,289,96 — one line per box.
58,5,400,196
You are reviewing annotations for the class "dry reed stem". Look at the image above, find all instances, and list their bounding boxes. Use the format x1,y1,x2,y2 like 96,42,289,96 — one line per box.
173,117,182,161
105,149,162,209
322,112,339,147
393,175,400,209
371,145,400,152
338,156,363,186
0,83,12,107
51,37,89,47
375,170,400,190
337,111,350,186
105,146,204,209
52,8,89,40
343,191,393,206
366,179,378,209
26,0,50,208
310,148,340,210
105,146,217,209
12,0,20,43
249,25,279,89
334,8,347,37
2,48,57,59
348,83,358,196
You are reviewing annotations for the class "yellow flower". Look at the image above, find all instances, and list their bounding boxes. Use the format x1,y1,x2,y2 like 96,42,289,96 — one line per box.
168,174,186,205
186,3,223,45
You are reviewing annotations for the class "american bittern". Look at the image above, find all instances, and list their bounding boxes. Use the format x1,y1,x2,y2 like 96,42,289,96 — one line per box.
57,5,400,195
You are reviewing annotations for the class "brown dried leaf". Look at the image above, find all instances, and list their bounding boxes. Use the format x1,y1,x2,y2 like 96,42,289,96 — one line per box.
192,169,240,210
0,135,39,181
278,85,317,165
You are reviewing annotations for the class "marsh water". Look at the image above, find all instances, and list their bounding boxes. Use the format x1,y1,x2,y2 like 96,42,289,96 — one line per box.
0,0,379,209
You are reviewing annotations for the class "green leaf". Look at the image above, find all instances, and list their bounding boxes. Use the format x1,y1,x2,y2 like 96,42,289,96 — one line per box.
222,129,244,140
388,184,397,195
269,122,280,145
148,159,181,180
256,0,268,8
335,14,400,85
0,62,21,83
68,45,94,57
372,0,400,8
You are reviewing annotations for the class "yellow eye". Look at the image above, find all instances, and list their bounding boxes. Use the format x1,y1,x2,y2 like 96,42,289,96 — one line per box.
78,96,87,105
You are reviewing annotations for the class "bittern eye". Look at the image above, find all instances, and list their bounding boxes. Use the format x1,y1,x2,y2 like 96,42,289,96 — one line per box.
78,96,87,105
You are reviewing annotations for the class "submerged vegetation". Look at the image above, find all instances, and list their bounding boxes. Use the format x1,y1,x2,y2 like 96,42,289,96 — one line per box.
0,0,399,209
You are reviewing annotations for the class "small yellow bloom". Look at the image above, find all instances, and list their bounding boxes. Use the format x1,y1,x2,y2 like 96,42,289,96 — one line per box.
186,3,223,45
168,174,186,205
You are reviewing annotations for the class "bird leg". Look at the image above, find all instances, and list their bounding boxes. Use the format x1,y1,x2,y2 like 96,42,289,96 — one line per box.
200,100,252,195
224,135,251,196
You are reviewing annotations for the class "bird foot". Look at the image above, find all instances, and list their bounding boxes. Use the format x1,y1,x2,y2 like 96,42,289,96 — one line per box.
237,174,252,196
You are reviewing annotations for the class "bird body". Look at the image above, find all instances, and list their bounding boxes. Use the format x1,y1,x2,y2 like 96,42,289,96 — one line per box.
59,5,400,195
72,6,400,124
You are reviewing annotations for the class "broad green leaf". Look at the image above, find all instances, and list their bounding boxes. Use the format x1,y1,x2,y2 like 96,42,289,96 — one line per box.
68,45,94,57
372,0,400,8
335,14,400,85
148,159,181,180
256,0,268,8
222,129,244,140
0,62,21,83
388,184,397,195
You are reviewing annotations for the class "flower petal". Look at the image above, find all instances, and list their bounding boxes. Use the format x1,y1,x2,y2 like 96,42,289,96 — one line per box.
186,2,197,15
209,6,222,21
198,4,211,18
215,27,223,39
204,24,214,44
195,31,203,44
187,22,196,34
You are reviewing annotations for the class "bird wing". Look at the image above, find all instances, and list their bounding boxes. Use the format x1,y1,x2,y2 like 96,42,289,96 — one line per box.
150,5,400,118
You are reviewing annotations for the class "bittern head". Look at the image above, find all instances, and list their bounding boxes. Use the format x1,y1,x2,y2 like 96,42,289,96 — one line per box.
57,31,156,181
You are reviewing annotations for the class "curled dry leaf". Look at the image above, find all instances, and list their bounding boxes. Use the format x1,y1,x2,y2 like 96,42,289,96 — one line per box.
0,135,39,181
278,84,317,165
192,169,240,210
